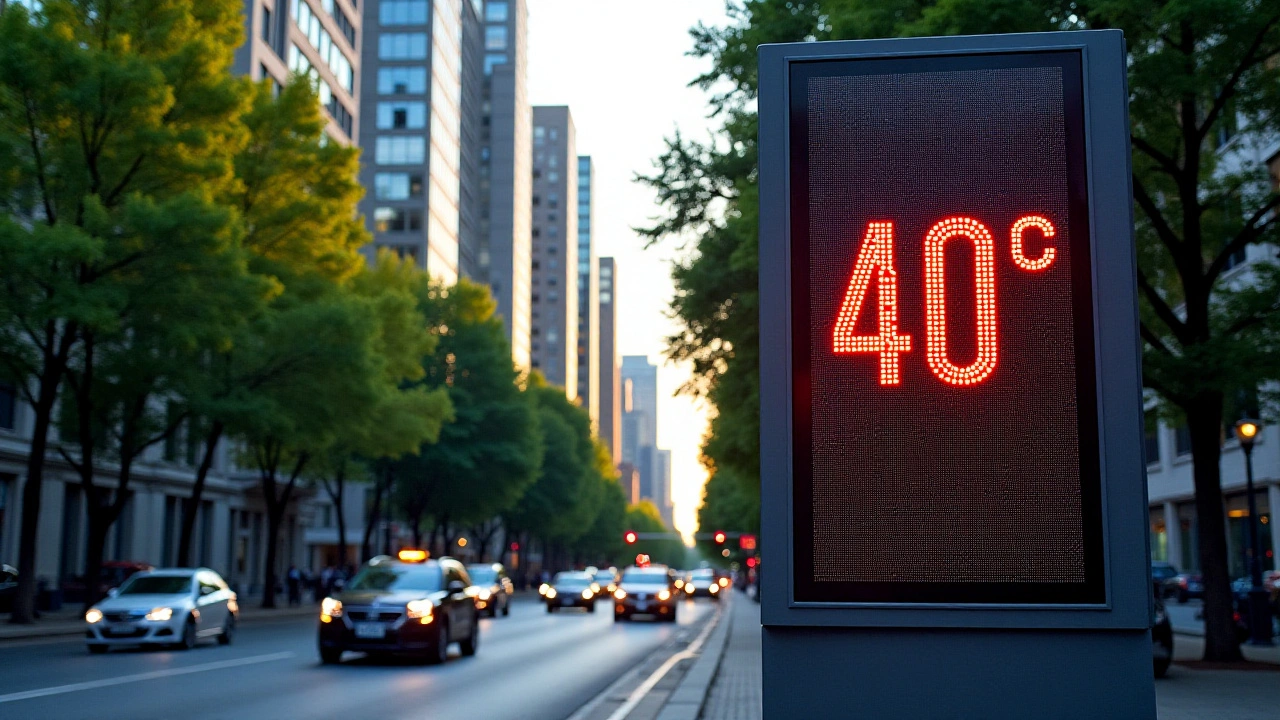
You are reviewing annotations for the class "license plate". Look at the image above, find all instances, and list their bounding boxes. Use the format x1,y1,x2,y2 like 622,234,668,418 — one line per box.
354,623,386,639
636,601,648,611
106,624,136,635
561,597,574,605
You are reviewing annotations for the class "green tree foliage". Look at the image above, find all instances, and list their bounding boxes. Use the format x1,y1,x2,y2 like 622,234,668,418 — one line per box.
646,0,1280,661
568,443,629,566
389,278,541,549
0,0,249,621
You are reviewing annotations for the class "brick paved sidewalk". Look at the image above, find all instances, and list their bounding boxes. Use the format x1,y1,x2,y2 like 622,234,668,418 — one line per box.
699,593,762,720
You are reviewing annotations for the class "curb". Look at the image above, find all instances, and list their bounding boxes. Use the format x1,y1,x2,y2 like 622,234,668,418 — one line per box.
653,599,735,720
0,605,319,642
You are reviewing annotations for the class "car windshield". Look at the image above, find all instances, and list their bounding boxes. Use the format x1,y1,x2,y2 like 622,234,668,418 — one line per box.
1151,566,1176,579
347,565,441,593
622,569,669,585
118,576,191,595
553,573,592,589
468,567,497,583
691,569,715,579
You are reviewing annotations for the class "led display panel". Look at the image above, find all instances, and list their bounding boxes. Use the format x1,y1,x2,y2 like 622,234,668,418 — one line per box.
789,52,1106,605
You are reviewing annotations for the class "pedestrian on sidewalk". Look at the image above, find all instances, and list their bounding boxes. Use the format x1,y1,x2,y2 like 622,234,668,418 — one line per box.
286,565,302,607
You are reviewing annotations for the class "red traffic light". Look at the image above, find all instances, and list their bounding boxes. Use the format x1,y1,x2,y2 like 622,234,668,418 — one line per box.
713,530,727,545
739,534,757,551
746,557,758,568
624,530,638,545
509,542,520,551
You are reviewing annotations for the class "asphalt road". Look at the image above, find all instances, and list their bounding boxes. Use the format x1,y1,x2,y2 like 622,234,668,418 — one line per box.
0,595,717,720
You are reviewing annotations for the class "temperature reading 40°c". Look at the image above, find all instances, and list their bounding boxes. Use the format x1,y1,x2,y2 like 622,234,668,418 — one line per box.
832,215,1058,387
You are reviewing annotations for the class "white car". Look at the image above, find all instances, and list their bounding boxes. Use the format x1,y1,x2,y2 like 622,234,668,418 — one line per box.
84,568,238,653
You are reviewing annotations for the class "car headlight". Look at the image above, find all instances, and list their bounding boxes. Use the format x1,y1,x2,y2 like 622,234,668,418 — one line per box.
719,578,730,588
85,608,103,624
658,589,671,601
674,579,684,588
613,589,626,600
479,590,492,601
406,599,434,623
145,607,173,622
582,589,593,600
709,584,719,594
321,597,343,620
539,583,549,596
685,584,694,593
545,588,557,599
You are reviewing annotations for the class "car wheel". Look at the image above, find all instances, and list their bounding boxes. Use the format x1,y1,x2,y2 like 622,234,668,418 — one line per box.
547,604,557,613
426,620,450,665
666,610,678,623
614,612,626,623
217,615,235,645
589,602,597,613
87,644,108,655
177,617,197,650
459,614,479,657
319,647,343,665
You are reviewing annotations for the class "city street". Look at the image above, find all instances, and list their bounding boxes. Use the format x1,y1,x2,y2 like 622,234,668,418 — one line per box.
0,596,716,720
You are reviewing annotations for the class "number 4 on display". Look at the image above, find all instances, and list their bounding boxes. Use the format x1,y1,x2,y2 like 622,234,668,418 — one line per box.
832,215,1057,387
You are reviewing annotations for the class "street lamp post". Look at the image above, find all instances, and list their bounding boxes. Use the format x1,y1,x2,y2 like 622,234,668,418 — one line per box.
1233,420,1274,646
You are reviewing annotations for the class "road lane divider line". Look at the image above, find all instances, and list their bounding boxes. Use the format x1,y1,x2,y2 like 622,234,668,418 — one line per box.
0,651,296,704
600,606,724,720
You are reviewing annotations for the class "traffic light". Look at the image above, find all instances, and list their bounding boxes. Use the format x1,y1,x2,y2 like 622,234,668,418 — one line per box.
714,530,727,545
746,557,758,568
624,530,638,545
739,534,757,551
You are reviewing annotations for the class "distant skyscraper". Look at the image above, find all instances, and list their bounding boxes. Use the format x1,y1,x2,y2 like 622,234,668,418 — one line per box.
598,258,621,463
475,0,531,368
622,355,672,525
529,106,578,394
358,0,472,281
655,449,673,528
236,0,359,143
576,157,600,425
457,0,484,280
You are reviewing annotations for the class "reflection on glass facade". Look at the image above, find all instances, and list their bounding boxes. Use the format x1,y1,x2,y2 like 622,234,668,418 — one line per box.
425,0,463,283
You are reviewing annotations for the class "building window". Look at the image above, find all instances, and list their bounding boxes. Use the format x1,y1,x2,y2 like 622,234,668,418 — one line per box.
380,0,428,25
549,128,559,141
485,25,507,50
600,292,611,303
374,208,423,233
485,1,507,21
376,136,426,164
533,126,545,145
547,192,558,209
0,382,15,430
1174,421,1192,457
484,53,506,75
291,0,354,92
377,101,426,129
375,173,423,200
378,67,427,95
548,171,559,182
332,5,356,45
261,7,272,43
379,33,428,60
1144,411,1159,465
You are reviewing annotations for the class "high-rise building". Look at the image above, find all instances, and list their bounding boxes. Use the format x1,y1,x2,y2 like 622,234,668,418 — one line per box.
622,355,673,524
576,157,600,425
529,107,578,394
475,0,532,367
598,258,621,463
655,449,673,528
357,0,476,281
236,0,360,144
457,0,485,280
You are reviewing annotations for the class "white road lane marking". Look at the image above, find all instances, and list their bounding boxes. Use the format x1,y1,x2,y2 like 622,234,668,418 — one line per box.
0,651,296,704
601,605,723,720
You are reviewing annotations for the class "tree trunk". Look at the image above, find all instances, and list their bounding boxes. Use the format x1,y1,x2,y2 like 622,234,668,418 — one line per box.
262,505,283,610
81,503,112,611
261,452,307,609
10,361,64,624
362,464,389,563
1187,393,1243,662
177,421,224,567
333,465,348,568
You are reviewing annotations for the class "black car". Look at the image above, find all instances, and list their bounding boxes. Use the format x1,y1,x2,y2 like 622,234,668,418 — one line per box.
1152,598,1173,678
318,551,480,665
683,568,724,600
613,566,678,622
0,564,17,613
1150,562,1179,599
543,572,601,613
466,563,514,618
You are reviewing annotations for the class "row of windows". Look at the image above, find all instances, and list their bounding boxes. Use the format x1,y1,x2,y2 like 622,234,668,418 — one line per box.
292,0,355,93
376,136,426,164
484,53,507,75
380,32,428,60
374,207,423,233
486,1,507,21
377,101,427,130
287,45,353,136
378,66,428,95
375,173,425,200
486,26,507,50
380,0,428,25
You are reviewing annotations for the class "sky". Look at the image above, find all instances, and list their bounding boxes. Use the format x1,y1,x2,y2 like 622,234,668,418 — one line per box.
525,1,732,542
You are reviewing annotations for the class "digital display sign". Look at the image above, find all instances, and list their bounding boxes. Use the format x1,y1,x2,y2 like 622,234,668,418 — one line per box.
789,52,1106,605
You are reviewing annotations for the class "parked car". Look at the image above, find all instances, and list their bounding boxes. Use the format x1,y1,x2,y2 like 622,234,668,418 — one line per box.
1152,598,1173,678
466,562,514,618
0,564,17,612
84,568,237,653
318,550,480,665
1172,573,1203,603
543,572,601,613
1150,562,1179,599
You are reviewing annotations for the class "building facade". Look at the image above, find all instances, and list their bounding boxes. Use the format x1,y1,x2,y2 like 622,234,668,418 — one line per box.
358,0,478,281
529,106,579,393
654,448,673,528
598,258,621,463
576,157,600,424
236,0,361,144
621,355,672,525
474,0,532,368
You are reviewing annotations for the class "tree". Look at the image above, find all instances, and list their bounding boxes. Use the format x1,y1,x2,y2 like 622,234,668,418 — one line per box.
568,444,628,566
648,0,1280,660
0,0,248,622
624,501,689,569
389,279,541,551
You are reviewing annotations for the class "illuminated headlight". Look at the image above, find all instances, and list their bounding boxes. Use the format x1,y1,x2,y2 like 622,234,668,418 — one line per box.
145,607,173,622
685,584,694,593
658,589,671,601
321,597,343,619
709,584,719,594
538,584,549,596
545,588,557,599
718,578,730,588
478,589,491,601
406,599,434,623
674,579,684,589
85,608,103,624
613,589,626,600
582,589,593,600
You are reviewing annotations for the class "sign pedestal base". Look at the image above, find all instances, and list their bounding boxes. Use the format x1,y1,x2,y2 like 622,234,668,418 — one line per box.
762,625,1156,719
